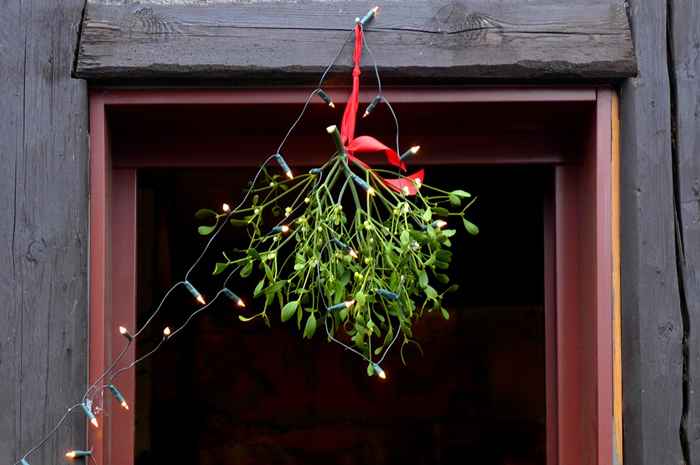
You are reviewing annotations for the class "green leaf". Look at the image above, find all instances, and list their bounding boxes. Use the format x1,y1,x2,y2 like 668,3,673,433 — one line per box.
303,313,317,339
229,219,249,227
451,190,472,198
239,314,260,322
195,209,218,220
422,207,432,222
356,290,367,309
253,278,266,297
281,301,299,322
418,270,429,289
435,273,450,284
436,249,452,261
263,280,287,297
400,230,410,247
441,307,450,320
435,260,450,270
441,229,457,238
213,262,229,276
240,261,253,278
424,286,438,300
463,218,480,235
448,193,461,206
446,284,460,293
197,225,216,236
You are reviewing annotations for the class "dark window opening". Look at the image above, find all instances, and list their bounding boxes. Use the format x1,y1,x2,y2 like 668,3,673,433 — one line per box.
134,165,547,465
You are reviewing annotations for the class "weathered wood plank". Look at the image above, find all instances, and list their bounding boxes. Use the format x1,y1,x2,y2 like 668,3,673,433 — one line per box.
619,0,684,464
0,1,88,464
669,0,700,462
75,0,636,81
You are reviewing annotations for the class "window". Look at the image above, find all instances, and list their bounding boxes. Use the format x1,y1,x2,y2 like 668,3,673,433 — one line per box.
89,88,614,465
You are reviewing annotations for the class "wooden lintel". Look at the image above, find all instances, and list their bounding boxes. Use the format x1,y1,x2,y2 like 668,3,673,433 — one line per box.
75,0,636,81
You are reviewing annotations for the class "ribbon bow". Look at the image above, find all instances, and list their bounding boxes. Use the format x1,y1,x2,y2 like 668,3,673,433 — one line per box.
338,24,424,195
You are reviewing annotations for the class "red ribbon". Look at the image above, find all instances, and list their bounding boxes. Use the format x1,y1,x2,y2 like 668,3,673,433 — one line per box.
338,24,424,195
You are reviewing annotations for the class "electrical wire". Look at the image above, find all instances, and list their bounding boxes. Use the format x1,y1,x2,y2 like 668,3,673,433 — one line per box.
13,12,391,465
360,23,402,156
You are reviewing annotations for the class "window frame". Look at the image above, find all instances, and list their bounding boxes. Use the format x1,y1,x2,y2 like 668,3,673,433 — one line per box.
88,87,615,465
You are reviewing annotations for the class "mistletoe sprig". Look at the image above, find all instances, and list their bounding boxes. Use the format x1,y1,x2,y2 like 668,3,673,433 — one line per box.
197,126,478,376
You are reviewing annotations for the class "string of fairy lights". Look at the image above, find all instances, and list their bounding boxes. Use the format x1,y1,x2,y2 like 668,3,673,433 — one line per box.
13,6,413,464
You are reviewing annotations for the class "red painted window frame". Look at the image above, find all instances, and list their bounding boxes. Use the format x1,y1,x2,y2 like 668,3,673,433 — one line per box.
88,87,613,465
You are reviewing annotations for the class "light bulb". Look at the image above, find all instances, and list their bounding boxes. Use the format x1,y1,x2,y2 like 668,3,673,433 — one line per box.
65,450,92,459
377,289,399,301
223,289,246,308
350,173,374,195
163,326,171,338
327,300,355,312
184,281,205,305
271,225,290,235
222,203,230,212
372,362,387,379
317,89,335,108
118,325,133,341
363,95,382,118
432,220,448,229
80,402,98,428
400,145,421,161
107,384,129,410
273,153,294,180
359,6,379,26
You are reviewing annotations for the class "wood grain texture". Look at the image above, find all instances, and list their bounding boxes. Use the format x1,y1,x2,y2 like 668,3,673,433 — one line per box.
74,0,636,81
619,0,684,464
0,1,89,464
669,0,700,462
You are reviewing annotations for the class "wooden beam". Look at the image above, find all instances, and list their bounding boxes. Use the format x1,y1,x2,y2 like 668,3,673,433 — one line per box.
619,0,684,463
75,0,636,81
668,1,700,462
0,0,89,464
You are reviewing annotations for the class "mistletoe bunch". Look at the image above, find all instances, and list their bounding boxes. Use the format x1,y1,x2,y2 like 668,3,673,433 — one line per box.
196,126,478,376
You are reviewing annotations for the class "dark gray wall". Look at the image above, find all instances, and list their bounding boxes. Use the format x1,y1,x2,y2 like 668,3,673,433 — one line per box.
0,0,89,464
621,0,700,464
2,0,700,464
